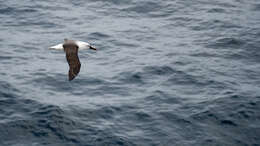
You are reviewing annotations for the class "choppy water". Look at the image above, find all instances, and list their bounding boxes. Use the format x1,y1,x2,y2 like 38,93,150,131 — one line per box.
0,0,260,145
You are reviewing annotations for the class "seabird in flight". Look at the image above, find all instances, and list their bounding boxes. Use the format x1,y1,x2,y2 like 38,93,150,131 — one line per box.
49,39,97,81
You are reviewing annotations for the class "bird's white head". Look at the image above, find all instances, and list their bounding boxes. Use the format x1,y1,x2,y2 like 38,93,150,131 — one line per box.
75,41,97,51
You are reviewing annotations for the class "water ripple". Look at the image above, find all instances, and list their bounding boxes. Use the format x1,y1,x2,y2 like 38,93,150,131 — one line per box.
0,0,260,145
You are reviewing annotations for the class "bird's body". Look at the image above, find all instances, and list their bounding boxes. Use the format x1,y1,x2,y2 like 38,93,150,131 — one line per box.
49,39,96,81
49,40,90,50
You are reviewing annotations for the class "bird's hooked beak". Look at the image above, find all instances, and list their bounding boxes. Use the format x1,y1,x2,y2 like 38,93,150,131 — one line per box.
89,46,97,50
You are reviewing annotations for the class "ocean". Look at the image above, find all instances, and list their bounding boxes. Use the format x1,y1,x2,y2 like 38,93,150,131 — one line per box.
0,0,260,145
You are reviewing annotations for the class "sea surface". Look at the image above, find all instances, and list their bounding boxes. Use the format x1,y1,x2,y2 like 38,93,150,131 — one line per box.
0,0,260,145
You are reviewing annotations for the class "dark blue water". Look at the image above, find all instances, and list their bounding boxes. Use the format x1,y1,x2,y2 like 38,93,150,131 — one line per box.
1,0,260,145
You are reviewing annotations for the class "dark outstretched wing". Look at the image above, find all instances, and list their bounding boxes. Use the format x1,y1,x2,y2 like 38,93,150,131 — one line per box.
63,43,81,81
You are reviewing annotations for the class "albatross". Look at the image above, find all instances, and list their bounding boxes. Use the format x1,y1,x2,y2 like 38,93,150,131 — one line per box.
49,39,96,81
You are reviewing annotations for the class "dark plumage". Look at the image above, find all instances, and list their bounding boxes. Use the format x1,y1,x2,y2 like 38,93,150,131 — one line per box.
63,40,81,81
